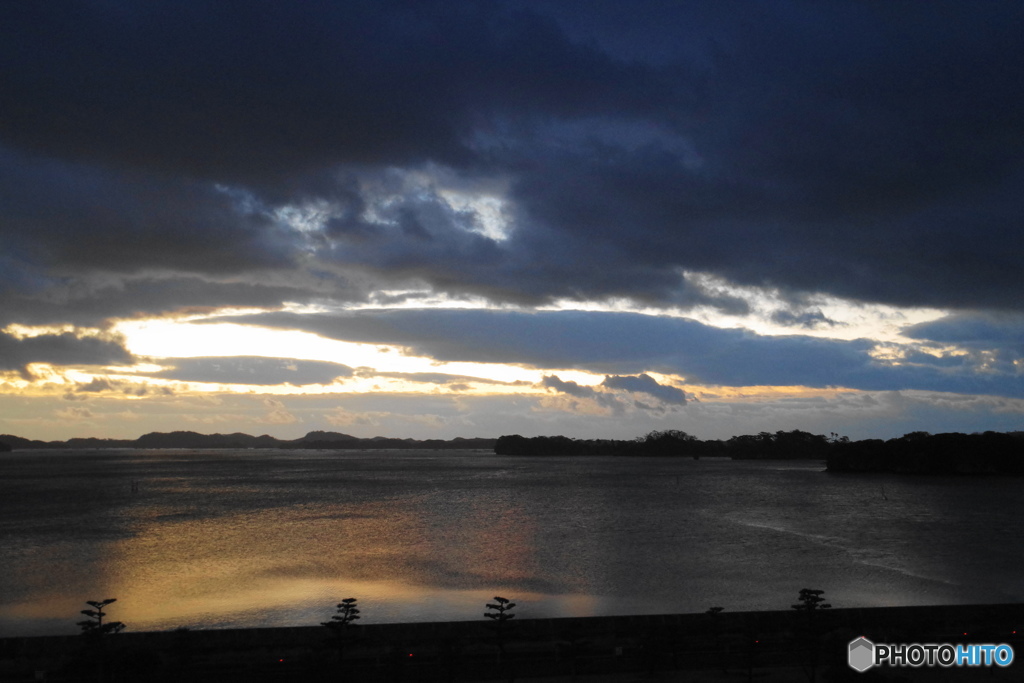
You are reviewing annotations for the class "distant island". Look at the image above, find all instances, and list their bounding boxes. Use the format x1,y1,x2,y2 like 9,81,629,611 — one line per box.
0,430,495,451
826,430,1024,475
496,429,1024,475
496,429,837,459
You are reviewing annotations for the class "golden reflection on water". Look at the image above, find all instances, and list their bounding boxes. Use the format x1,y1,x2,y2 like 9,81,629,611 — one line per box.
2,456,608,635
74,489,560,631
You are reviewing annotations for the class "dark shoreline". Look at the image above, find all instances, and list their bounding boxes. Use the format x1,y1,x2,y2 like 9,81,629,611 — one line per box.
0,430,496,452
3,603,1022,681
7,429,1024,477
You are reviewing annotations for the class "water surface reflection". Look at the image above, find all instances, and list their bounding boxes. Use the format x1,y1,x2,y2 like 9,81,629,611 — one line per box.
2,449,1022,635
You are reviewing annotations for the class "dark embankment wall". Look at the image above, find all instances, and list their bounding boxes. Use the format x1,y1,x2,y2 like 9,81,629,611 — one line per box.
3,603,1022,681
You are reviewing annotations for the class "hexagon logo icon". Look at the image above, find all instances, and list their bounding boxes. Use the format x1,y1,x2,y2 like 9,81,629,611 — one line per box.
848,637,875,672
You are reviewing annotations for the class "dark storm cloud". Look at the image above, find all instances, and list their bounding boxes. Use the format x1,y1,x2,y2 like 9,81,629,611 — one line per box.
0,332,133,372
0,148,293,274
0,0,691,324
0,146,333,328
466,1,1024,311
0,1,669,187
296,166,754,311
150,357,353,386
1,0,1023,335
225,309,1024,398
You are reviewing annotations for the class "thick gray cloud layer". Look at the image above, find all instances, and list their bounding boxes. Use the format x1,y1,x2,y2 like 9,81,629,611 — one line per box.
0,331,132,372
905,313,1024,349
152,357,353,386
2,1,1023,384
225,309,1024,398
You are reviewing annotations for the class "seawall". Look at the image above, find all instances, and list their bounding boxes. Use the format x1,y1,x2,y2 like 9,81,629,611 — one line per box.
2,603,1022,681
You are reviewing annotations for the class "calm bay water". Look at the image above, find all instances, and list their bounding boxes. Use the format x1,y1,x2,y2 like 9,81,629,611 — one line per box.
2,448,1023,636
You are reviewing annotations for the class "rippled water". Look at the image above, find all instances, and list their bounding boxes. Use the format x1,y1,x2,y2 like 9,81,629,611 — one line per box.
2,449,1023,636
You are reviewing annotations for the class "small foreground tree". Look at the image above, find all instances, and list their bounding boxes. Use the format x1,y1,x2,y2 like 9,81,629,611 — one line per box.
76,599,125,683
791,589,831,683
77,599,126,637
792,588,831,612
484,596,516,662
322,597,361,659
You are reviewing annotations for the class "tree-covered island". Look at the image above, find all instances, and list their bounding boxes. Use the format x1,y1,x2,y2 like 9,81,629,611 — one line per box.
496,429,841,459
496,429,1024,474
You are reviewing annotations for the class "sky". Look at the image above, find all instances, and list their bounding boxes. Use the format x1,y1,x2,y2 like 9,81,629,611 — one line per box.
1,1,1023,442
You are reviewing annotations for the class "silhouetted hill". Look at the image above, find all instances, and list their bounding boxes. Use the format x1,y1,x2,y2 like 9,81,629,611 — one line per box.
0,430,495,451
133,431,283,449
0,434,59,449
295,430,358,443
